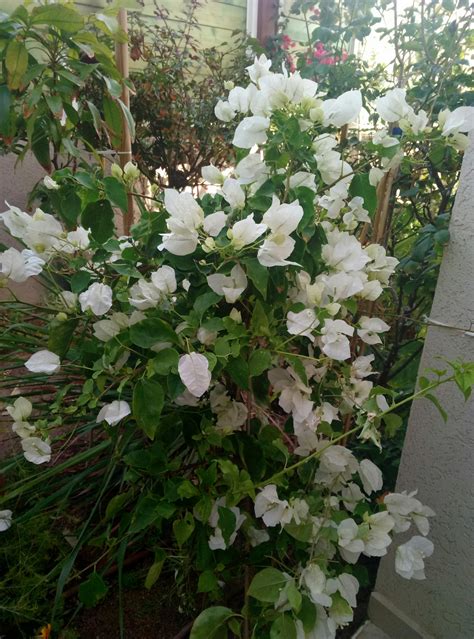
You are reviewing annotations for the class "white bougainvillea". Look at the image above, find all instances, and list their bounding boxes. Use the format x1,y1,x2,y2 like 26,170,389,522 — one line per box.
1,52,472,639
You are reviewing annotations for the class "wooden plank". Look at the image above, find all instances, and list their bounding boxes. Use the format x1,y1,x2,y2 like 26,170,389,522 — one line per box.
139,0,246,32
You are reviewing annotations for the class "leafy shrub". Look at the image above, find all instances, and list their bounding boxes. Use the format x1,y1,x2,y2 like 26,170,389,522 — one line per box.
1,54,473,639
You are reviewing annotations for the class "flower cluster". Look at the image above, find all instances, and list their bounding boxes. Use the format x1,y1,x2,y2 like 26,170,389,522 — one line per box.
1,54,472,636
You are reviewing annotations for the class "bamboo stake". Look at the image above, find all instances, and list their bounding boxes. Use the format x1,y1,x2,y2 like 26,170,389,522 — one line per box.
115,8,134,235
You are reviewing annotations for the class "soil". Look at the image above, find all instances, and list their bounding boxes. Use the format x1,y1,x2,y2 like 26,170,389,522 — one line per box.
69,578,370,639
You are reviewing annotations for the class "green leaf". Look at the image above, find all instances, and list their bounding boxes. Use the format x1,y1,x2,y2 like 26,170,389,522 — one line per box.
270,614,297,639
81,199,115,243
297,595,317,633
284,522,313,543
194,291,221,317
286,580,302,613
217,506,236,546
197,570,218,593
31,118,51,171
70,270,92,293
226,357,249,390
117,97,136,141
0,85,11,134
248,568,288,603
103,96,123,147
129,318,178,348
248,350,272,377
48,318,77,357
104,176,128,213
148,348,179,375
173,511,195,547
45,94,63,115
383,412,403,437
105,492,130,520
129,494,161,533
87,100,103,136
349,174,377,215
132,378,164,440
250,300,270,337
190,606,236,639
144,552,166,589
5,40,28,90
31,4,84,32
78,572,108,608
425,393,448,423
243,257,268,299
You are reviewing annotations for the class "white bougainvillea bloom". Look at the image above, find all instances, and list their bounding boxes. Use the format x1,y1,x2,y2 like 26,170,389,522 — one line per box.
320,319,354,361
322,229,370,273
207,497,246,550
375,88,411,122
254,484,293,527
322,90,362,127
6,397,32,422
395,536,434,580
79,282,113,316
178,353,211,397
233,115,270,148
43,175,60,190
21,437,51,464
203,211,227,237
221,178,245,210
21,208,64,256
201,164,224,185
229,214,267,250
338,518,365,563
301,564,333,607
0,247,45,283
289,171,317,192
257,197,303,267
159,189,204,256
315,445,359,486
0,202,32,238
151,265,177,296
357,316,390,345
286,308,319,341
210,384,248,432
363,511,395,557
228,86,252,113
326,573,360,609
0,510,13,532
268,367,313,422
246,53,272,84
358,459,383,495
440,106,474,136
96,400,131,426
207,263,248,304
247,525,270,547
369,166,385,187
25,350,60,374
341,482,366,512
214,99,235,122
236,153,269,185
384,490,435,535
59,226,90,253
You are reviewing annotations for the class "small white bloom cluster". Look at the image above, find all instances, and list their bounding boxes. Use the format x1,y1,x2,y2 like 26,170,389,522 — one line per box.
5,395,51,465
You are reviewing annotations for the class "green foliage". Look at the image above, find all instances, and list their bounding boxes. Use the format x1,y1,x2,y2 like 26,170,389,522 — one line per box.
0,1,133,170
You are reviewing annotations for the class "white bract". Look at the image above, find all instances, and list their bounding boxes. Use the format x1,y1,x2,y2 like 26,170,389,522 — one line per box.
0,248,45,283
97,400,131,426
207,264,247,303
0,510,13,532
79,283,113,316
25,350,60,374
21,437,51,464
178,353,211,397
395,536,434,580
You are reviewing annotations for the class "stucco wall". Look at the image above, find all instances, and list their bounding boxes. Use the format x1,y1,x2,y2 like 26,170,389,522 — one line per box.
369,134,474,638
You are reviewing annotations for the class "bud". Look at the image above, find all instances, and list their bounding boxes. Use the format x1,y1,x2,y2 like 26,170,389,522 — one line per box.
55,312,68,322
123,161,140,183
224,80,234,91
111,163,123,180
229,308,242,323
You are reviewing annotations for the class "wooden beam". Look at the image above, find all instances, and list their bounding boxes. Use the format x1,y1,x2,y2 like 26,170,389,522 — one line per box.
115,8,134,236
257,0,279,45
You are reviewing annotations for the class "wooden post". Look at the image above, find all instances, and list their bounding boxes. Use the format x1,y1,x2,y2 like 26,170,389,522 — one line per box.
115,8,134,235
257,0,279,45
